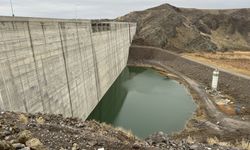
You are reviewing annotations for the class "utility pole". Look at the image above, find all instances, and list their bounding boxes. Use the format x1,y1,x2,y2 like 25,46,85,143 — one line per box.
10,0,15,17
75,5,78,21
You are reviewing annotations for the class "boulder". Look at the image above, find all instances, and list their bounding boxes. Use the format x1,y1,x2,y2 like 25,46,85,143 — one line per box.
18,130,33,144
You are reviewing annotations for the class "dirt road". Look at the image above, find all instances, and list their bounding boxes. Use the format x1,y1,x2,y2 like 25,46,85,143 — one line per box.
183,52,250,77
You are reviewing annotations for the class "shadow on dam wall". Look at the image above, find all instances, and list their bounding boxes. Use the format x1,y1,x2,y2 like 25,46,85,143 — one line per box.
88,67,129,123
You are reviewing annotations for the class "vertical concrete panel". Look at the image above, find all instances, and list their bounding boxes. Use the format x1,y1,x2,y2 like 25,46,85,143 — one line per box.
29,21,72,116
77,24,99,118
92,31,112,99
0,21,41,113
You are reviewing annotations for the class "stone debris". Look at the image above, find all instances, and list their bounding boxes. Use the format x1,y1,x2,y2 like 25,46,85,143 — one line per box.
71,143,79,150
0,112,240,150
12,143,25,149
145,132,241,150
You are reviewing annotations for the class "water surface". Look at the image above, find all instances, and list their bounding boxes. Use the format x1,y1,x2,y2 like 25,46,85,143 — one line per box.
88,67,196,138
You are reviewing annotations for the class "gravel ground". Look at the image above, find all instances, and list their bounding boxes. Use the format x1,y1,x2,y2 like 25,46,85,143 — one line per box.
0,112,239,150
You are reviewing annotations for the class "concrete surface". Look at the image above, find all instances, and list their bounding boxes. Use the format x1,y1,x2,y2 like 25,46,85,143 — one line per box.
0,16,136,119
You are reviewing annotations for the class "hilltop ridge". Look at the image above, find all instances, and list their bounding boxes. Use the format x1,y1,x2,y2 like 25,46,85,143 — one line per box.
118,4,250,52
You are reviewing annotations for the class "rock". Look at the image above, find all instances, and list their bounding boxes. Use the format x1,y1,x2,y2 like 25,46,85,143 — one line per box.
87,141,97,146
71,143,80,150
12,143,25,149
10,139,19,144
0,140,14,150
20,147,31,150
132,142,140,149
158,131,164,136
145,132,169,145
190,144,199,150
2,130,12,137
25,138,45,150
18,130,33,144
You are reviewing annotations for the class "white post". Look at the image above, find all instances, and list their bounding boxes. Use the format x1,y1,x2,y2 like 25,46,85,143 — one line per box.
212,69,219,91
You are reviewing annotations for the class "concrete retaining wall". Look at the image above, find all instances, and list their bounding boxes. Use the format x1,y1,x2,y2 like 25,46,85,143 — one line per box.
129,46,250,106
0,16,136,119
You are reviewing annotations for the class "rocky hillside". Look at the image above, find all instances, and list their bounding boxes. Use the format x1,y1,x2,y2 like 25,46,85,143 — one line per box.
0,112,238,150
118,4,250,52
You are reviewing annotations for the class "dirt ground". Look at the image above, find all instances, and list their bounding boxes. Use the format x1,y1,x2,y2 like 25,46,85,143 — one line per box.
0,112,237,150
182,51,250,76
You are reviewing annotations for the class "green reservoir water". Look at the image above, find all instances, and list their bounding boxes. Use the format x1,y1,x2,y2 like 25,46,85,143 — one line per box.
88,67,196,138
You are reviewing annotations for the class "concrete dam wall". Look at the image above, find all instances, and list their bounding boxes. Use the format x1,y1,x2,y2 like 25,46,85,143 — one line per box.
0,16,136,119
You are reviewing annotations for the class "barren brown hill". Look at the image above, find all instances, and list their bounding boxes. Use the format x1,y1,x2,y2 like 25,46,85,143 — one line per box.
118,4,250,52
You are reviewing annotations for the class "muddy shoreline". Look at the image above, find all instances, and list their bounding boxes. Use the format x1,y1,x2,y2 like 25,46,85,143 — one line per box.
127,45,250,147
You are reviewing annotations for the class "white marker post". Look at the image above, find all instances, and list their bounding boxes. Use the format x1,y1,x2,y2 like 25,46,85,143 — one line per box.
212,69,219,91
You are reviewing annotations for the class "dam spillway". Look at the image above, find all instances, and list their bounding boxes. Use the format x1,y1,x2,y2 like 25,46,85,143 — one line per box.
0,16,136,119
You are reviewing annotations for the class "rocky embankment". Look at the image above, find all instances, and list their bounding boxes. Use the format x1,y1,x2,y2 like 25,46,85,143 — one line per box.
118,4,250,52
0,112,239,150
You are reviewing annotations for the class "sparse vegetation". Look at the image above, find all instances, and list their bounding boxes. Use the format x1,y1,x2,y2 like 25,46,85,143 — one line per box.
207,137,250,150
183,51,250,76
118,4,250,52
0,112,239,149
237,139,250,150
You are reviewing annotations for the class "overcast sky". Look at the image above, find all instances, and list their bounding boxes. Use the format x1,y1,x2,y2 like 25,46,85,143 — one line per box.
0,0,250,19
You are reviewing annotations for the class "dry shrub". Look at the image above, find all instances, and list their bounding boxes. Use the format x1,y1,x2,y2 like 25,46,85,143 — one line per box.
236,139,250,150
19,114,29,124
207,137,250,150
116,127,137,140
186,136,196,144
100,123,136,140
36,116,45,124
207,137,220,145
207,137,231,147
